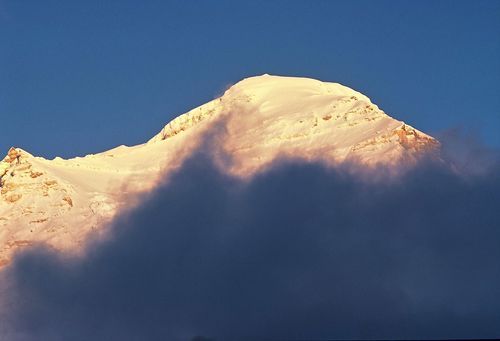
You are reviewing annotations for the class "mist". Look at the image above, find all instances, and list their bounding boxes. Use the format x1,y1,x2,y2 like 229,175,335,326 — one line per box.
1,141,500,341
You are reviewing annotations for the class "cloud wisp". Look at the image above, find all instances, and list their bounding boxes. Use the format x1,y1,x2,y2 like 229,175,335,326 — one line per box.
1,141,500,341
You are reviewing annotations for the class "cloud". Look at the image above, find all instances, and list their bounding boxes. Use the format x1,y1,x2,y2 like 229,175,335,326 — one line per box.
1,139,500,340
434,127,500,175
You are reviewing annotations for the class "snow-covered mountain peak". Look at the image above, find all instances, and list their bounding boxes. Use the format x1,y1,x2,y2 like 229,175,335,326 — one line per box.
228,74,372,103
0,75,439,267
150,74,438,174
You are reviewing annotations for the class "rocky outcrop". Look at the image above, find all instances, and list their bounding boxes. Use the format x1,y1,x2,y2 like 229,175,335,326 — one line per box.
4,147,21,164
393,123,440,152
0,147,22,187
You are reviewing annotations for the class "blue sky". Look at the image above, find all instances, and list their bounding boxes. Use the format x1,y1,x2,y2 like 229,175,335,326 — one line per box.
1,0,499,158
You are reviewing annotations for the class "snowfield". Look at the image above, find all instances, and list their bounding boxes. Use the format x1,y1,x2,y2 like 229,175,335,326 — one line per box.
0,75,439,267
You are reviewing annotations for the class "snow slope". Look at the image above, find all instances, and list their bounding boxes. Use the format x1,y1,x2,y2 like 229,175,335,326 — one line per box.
0,75,439,266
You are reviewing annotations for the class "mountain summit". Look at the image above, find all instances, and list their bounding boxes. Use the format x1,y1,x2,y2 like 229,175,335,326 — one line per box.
0,75,438,266
150,75,437,171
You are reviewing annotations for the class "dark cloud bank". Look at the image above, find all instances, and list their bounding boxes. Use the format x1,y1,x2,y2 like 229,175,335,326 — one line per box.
1,138,500,341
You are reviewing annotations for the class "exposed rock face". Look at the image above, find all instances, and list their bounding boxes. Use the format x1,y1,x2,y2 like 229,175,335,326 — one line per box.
0,163,8,182
5,147,21,163
148,99,221,142
0,75,440,267
0,147,22,186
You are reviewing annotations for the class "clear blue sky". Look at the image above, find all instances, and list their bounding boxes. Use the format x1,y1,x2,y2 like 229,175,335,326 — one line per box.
1,0,499,158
